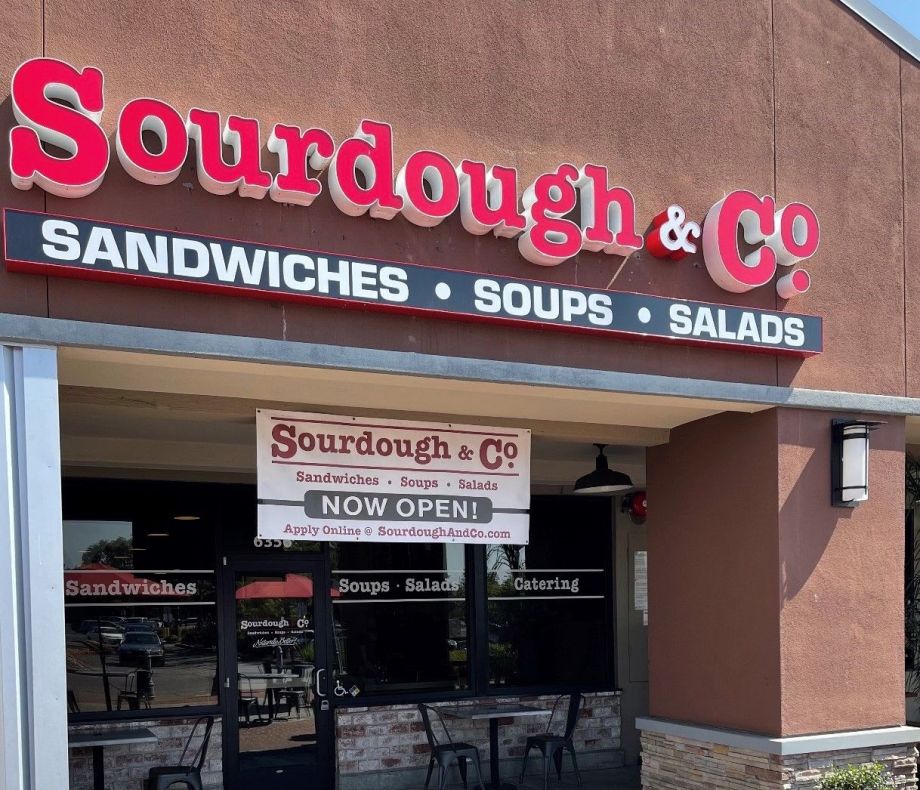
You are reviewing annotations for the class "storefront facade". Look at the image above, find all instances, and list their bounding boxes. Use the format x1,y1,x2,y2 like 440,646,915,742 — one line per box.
3,1,920,788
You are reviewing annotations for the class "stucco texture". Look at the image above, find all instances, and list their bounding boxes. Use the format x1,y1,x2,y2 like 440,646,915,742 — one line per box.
773,1,905,396
647,410,783,735
903,53,920,398
0,0,902,394
777,411,906,734
647,408,906,736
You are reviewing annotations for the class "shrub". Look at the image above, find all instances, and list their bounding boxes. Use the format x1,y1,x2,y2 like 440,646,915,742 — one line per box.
818,764,890,790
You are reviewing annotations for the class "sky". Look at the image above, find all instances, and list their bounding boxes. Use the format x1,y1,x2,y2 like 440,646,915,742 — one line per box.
869,0,920,37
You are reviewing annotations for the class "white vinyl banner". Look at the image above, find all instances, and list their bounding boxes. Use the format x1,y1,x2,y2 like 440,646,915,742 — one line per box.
256,410,531,544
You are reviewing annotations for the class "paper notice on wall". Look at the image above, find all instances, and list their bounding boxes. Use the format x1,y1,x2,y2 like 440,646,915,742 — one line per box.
634,550,648,625
256,410,530,544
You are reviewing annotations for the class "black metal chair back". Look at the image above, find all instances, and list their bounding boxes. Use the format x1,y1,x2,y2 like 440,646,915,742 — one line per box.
545,693,584,738
178,716,214,771
563,693,585,740
519,695,585,788
418,703,455,750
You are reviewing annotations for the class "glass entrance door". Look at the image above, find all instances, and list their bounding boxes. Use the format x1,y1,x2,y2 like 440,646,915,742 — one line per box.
224,559,332,789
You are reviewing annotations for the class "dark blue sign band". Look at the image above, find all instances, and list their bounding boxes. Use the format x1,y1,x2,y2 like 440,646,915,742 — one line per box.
2,209,822,355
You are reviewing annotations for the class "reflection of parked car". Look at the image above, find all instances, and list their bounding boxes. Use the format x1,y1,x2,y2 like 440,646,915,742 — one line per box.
78,619,124,635
123,622,157,634
126,617,163,627
118,632,165,666
88,626,124,646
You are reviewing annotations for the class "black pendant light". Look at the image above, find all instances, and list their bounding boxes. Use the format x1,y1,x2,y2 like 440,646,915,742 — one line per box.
573,444,633,494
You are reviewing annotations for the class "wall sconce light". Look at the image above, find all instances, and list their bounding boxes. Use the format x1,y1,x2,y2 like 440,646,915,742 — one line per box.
574,444,633,494
831,419,884,507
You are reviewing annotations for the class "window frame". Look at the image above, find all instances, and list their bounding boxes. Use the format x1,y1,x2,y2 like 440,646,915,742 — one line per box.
65,597,223,723
64,480,618,721
326,542,476,698
471,494,617,698
63,479,223,724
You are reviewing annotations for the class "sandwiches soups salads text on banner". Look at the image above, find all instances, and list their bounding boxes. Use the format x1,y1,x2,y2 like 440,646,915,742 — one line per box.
256,410,531,544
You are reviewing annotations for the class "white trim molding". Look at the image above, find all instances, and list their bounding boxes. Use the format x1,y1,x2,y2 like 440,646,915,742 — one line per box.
636,716,920,756
1,313,920,417
0,346,67,789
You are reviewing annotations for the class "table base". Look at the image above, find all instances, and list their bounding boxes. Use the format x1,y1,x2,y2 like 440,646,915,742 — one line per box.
485,717,523,790
92,745,104,790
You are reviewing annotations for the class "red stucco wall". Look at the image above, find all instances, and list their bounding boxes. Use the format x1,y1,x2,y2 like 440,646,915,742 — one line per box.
777,411,906,734
647,410,783,735
0,0,913,397
647,409,906,736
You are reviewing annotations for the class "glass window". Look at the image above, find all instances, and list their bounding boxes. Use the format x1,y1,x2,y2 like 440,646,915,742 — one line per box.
62,479,218,714
487,496,612,689
330,542,469,695
217,484,321,554
234,571,319,773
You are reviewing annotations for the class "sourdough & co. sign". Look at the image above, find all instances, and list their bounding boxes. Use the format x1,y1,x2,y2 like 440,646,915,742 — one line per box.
256,410,531,544
3,57,824,354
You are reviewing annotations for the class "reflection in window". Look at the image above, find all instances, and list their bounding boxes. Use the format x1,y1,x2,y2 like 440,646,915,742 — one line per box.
330,543,469,694
62,480,218,715
487,496,611,689
235,572,317,767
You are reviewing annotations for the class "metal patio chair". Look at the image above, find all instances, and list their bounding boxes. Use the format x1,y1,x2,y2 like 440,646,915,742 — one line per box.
116,669,153,711
146,716,214,790
257,660,297,718
278,663,313,719
418,703,485,790
237,674,264,724
518,693,585,789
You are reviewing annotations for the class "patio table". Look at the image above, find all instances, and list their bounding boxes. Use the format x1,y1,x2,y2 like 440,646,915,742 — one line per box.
443,702,550,790
240,672,310,719
69,727,157,790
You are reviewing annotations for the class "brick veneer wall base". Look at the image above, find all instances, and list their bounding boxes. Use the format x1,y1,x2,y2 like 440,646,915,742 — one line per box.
67,694,617,790
336,691,622,790
641,730,918,790
68,718,222,790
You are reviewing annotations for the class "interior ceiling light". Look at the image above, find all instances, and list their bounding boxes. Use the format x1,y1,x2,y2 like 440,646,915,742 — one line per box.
173,515,201,521
573,444,633,495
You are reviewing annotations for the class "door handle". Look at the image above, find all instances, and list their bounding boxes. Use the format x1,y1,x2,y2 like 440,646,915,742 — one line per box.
315,667,326,697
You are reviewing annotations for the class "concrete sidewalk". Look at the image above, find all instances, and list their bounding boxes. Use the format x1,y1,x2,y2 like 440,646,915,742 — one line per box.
516,766,642,789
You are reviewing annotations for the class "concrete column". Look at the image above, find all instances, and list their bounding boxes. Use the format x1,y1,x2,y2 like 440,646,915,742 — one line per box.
0,346,67,790
639,407,918,788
